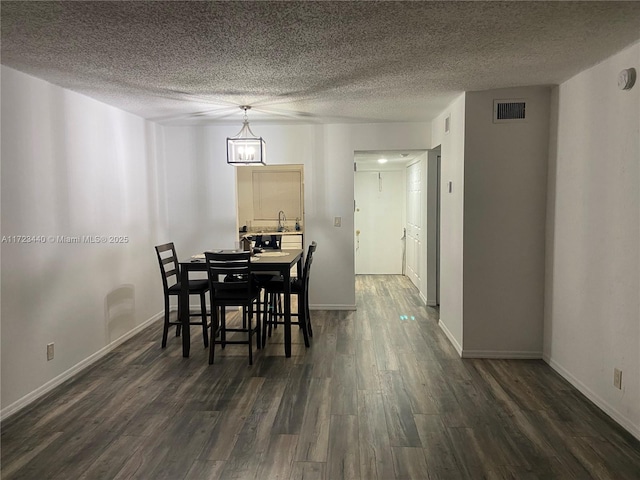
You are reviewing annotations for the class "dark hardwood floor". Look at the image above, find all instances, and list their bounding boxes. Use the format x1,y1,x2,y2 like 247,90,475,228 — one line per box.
2,275,639,479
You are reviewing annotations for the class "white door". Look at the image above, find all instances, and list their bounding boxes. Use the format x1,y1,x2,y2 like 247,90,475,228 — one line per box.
405,161,422,288
355,170,404,274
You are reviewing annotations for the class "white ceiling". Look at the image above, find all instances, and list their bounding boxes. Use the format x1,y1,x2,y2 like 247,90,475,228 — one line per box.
2,1,639,126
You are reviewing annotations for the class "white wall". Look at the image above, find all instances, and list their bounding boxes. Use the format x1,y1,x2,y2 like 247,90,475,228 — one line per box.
431,88,550,359
156,125,245,256
544,42,640,439
463,87,550,357
431,95,466,355
159,122,431,310
1,67,163,415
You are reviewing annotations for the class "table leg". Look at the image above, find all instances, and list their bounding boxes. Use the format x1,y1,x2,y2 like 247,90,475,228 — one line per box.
180,265,191,357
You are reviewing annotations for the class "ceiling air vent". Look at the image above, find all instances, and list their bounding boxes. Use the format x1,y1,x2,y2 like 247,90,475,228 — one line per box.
493,99,526,123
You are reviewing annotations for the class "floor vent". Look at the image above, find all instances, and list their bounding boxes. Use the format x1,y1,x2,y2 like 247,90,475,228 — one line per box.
493,99,526,123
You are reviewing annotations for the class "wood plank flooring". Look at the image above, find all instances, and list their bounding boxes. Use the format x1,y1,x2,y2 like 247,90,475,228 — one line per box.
2,275,640,479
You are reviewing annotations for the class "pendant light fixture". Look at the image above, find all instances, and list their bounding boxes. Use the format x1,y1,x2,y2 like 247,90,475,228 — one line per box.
227,106,266,166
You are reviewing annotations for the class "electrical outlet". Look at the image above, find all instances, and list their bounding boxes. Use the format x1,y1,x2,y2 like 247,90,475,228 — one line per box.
613,368,622,390
47,343,54,361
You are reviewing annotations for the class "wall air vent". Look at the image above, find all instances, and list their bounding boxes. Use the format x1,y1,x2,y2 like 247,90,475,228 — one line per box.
493,99,526,123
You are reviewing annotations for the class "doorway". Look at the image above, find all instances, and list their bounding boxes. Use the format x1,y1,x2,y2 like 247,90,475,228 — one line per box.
353,150,427,277
353,149,440,308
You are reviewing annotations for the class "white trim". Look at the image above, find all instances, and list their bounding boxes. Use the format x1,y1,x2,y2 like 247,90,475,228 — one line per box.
438,319,462,357
0,311,163,422
310,304,357,311
544,356,640,442
419,292,427,305
462,350,542,359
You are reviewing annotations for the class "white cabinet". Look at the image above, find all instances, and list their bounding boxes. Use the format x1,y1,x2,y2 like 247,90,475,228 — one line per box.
251,169,302,220
281,233,303,249
241,232,303,249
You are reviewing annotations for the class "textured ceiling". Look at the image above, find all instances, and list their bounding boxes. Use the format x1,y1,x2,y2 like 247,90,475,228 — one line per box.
2,1,640,126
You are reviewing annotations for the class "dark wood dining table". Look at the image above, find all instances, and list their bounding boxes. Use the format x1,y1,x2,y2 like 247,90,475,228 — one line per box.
179,248,303,358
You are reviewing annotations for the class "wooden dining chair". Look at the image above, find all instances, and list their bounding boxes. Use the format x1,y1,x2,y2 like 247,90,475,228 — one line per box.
263,241,317,348
205,251,263,365
155,243,209,349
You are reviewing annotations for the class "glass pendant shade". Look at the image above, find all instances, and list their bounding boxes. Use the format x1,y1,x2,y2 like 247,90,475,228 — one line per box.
227,107,266,166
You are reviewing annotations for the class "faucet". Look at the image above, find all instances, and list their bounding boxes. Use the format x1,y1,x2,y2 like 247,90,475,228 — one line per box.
277,210,286,231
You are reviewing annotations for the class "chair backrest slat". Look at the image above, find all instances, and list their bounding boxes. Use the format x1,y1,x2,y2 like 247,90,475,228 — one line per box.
205,251,253,297
303,241,317,287
165,268,178,278
155,243,173,253
155,242,179,290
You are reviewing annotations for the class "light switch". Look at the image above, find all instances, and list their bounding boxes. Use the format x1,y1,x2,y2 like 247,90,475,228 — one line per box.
334,216,342,227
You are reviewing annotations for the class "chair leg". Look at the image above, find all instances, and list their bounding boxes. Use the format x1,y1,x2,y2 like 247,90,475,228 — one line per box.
299,292,310,348
245,308,253,365
162,296,170,348
306,292,313,338
262,294,269,348
175,296,182,337
267,293,275,338
256,297,262,351
209,305,219,365
209,300,262,366
266,293,271,338
261,291,268,345
200,293,209,348
274,293,281,330
221,308,227,348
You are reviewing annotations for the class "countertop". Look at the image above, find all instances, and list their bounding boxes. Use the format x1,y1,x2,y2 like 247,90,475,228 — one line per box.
241,231,303,237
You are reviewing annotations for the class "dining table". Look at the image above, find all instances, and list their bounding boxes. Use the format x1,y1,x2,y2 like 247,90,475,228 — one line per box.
178,248,304,358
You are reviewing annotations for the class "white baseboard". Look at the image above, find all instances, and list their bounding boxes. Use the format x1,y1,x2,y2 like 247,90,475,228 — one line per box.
438,319,463,357
0,311,163,422
419,292,427,305
462,350,543,359
544,356,640,442
310,304,357,311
